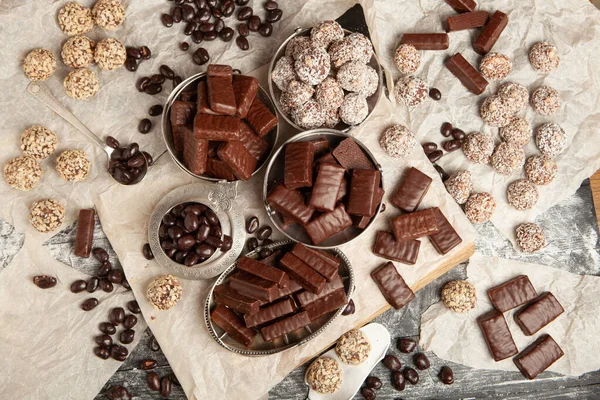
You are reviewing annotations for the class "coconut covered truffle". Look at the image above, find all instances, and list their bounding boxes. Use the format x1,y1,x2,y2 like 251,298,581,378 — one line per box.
531,86,560,116
480,95,514,127
21,126,58,160
94,38,126,71
58,2,94,36
306,357,343,394
444,170,473,205
335,329,371,365
529,42,560,73
479,52,512,81
394,76,428,107
147,274,183,311
271,56,296,91
379,125,416,158
64,68,99,100
328,32,373,68
23,49,56,81
336,61,376,93
516,223,546,253
491,142,525,175
394,44,421,74
285,36,312,60
535,123,566,156
29,199,65,233
3,156,43,191
442,280,477,313
500,117,531,146
92,0,126,31
322,108,340,128
310,20,344,49
498,82,529,114
62,36,96,69
465,192,496,224
525,155,558,186
339,93,368,126
294,46,330,86
293,100,325,130
55,149,91,182
507,179,539,210
463,132,493,164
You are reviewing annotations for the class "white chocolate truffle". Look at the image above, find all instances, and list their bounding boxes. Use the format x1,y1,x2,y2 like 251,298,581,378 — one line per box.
465,192,496,224
339,93,368,126
23,49,56,81
328,32,373,68
335,329,371,365
498,82,529,114
21,126,58,160
310,20,344,49
500,117,531,146
285,36,313,60
55,149,91,182
530,86,560,116
29,199,65,233
516,223,546,253
442,280,477,313
507,179,539,210
479,52,512,81
529,42,560,73
463,132,493,164
3,156,43,191
92,0,125,31
58,2,94,36
480,95,513,127
491,142,525,175
394,76,428,107
306,357,343,394
94,38,126,71
271,56,296,91
147,274,183,311
524,155,557,186
62,36,96,68
64,68,99,100
379,124,416,158
393,44,421,74
535,123,566,156
293,100,325,130
444,170,473,205
315,77,344,110
294,46,330,86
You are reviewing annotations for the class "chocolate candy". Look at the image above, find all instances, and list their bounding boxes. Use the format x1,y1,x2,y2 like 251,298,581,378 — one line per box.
246,216,259,233
74,209,95,258
256,226,272,240
81,298,99,311
414,353,430,370
170,101,196,127
391,208,439,242
477,309,518,361
397,338,417,353
193,113,241,141
271,278,304,303
383,354,402,371
229,271,278,302
392,370,405,391
429,207,463,255
488,275,538,312
238,121,270,161
141,359,157,370
305,204,353,245
444,0,476,12
439,366,454,384
400,33,449,50
513,335,564,380
232,74,259,118
390,167,432,213
71,280,87,293
244,297,297,328
260,310,310,341
267,184,315,225
207,65,237,115
441,122,453,137
207,158,237,181
332,138,373,170
305,288,348,321
308,162,345,212
291,243,338,282
237,256,289,287
217,141,257,181
371,262,415,310
342,299,355,315
33,275,57,289
214,284,261,315
373,231,420,265
107,386,132,400
365,376,382,390
473,11,509,55
429,88,442,100
347,169,381,217
193,48,210,65
296,274,344,307
147,372,160,391
211,304,257,347
310,139,329,155
245,98,278,137
515,292,564,336
447,10,489,32
403,367,419,385
279,252,326,294
284,142,314,190
445,53,489,95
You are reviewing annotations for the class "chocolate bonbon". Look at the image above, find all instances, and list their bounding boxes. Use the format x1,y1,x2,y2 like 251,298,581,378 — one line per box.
284,142,314,190
373,231,420,265
260,310,311,341
347,169,381,217
308,162,345,212
305,204,353,245
400,33,449,50
290,243,339,281
214,284,261,315
515,292,564,336
473,11,509,55
244,297,297,328
232,74,259,118
267,184,315,225
279,253,326,294
371,262,415,310
211,304,257,347
445,53,489,95
217,141,257,181
390,167,432,212
74,209,95,258
237,256,289,287
444,0,476,12
488,275,538,312
513,335,564,380
391,208,439,242
477,309,518,361
428,207,463,255
305,288,348,321
447,10,489,32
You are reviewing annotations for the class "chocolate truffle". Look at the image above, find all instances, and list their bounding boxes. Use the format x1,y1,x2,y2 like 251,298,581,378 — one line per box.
3,156,43,191
310,20,344,49
442,280,477,313
271,56,296,91
465,192,496,224
525,155,558,186
359,66,379,97
328,32,373,68
322,108,340,128
23,49,56,81
498,82,529,114
535,123,566,156
315,77,344,110
94,38,126,71
285,36,312,60
529,42,560,73
306,357,343,394
92,0,126,31
531,86,560,116
336,329,371,365
444,170,473,205
64,68,99,100
507,179,538,211
337,61,377,94
491,142,525,175
379,124,416,158
29,199,65,233
480,95,514,127
394,76,428,107
147,274,183,311
62,35,96,69
58,2,94,36
55,149,91,182
295,46,330,86
516,223,546,253
393,44,421,74
293,99,325,130
500,117,531,146
339,93,368,125
20,125,58,160
479,52,512,81
283,79,314,111
463,132,493,164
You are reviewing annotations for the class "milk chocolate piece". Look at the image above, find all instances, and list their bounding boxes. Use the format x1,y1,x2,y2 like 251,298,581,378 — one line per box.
332,138,374,170
428,207,462,255
244,298,297,328
217,141,257,181
296,274,344,307
401,33,449,50
260,310,311,342
284,142,315,190
214,284,260,315
196,81,218,115
208,64,233,77
211,304,256,347
170,101,196,126
237,256,289,287
371,262,415,310
229,271,278,302
179,89,196,102
279,253,326,294
271,279,304,303
477,309,518,361
306,247,340,269
353,215,371,229
74,209,95,258
245,98,278,137
447,10,489,32
232,74,259,118
488,275,538,313
347,169,381,217
267,184,315,225
473,11,508,55
291,243,338,281
309,162,345,212
183,130,208,175
305,204,353,245
172,125,192,152
337,177,348,202
206,158,237,181
310,139,329,155
444,0,476,12
316,152,339,166
445,53,489,95
391,168,432,212
194,113,240,141
207,69,237,115
513,335,564,380
515,293,564,336
391,208,439,242
239,122,270,161
305,288,348,321
373,231,420,265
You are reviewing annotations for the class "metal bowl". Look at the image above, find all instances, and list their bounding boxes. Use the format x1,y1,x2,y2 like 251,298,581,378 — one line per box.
204,240,355,356
262,129,384,249
268,27,383,132
161,72,279,182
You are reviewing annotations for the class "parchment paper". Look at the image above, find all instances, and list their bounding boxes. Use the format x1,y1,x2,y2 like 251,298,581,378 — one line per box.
420,253,600,376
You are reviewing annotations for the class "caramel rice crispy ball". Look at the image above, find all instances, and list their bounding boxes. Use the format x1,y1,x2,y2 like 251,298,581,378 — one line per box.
516,223,546,253
507,179,539,211
479,52,512,81
524,155,557,186
465,192,496,224
463,132,493,164
491,142,525,175
328,32,373,68
271,56,296,91
444,170,473,205
315,77,344,110
3,156,43,191
306,357,343,394
55,149,91,182
58,2,94,36
393,44,421,74
94,38,126,71
29,199,65,233
335,329,371,365
394,75,428,107
339,93,368,126
23,49,56,81
64,68,99,100
92,0,126,31
379,124,416,158
21,125,58,160
480,95,514,127
529,42,560,73
442,280,477,313
500,117,531,146
531,86,560,116
310,20,344,50
147,274,183,311
62,36,96,69
498,82,529,114
535,123,566,156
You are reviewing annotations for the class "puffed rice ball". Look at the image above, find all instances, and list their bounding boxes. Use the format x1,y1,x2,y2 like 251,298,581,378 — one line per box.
310,20,344,49
500,117,531,146
498,82,529,114
55,149,91,182
465,192,496,224
479,52,512,81
535,123,566,156
94,38,126,71
147,274,183,311
491,142,525,175
306,357,343,394
339,93,368,126
293,100,325,130
463,132,493,164
442,280,477,313
29,199,65,233
20,126,58,160
394,76,428,107
271,56,296,91
23,49,56,81
335,329,371,365
92,0,126,31
529,42,560,73
315,77,344,110
507,179,538,210
516,223,546,253
531,86,560,116
62,36,96,68
328,32,373,68
3,156,43,191
58,2,94,36
444,170,472,205
480,95,514,127
379,125,416,158
393,44,421,74
524,155,558,186
64,68,99,100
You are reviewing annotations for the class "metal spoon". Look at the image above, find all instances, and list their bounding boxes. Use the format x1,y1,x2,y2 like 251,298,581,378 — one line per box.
27,81,150,185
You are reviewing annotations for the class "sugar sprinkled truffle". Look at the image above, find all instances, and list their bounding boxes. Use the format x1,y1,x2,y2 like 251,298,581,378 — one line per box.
23,49,56,81
535,123,566,156
306,357,343,394
393,44,421,74
479,52,512,81
500,117,531,146
310,20,344,49
379,125,416,158
328,32,373,68
444,170,473,205
498,82,529,114
21,125,58,160
55,149,91,182
62,35,96,69
516,223,546,253
3,156,43,191
293,99,325,130
525,155,558,186
463,132,493,164
529,42,560,73
295,46,331,86
64,68,99,100
29,199,65,233
94,38,126,71
271,56,296,91
339,93,368,126
58,2,94,36
465,192,496,224
480,95,514,127
507,179,539,211
335,329,371,365
315,77,344,110
531,86,560,116
491,142,525,175
442,280,477,313
92,0,126,31
394,75,428,107
147,274,183,311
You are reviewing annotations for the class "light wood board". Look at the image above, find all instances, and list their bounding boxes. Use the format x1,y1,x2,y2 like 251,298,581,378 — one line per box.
590,170,600,227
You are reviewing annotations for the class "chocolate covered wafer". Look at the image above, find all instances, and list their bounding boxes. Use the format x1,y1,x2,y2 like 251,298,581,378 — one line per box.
371,262,415,310
244,298,297,328
445,53,489,95
211,304,256,347
207,65,237,115
239,122,270,161
428,207,462,255
260,311,310,342
284,142,315,190
309,162,345,212
347,169,381,217
473,11,508,55
477,309,518,361
74,209,95,258
391,208,439,242
401,33,449,50
332,138,374,170
170,101,196,126
232,74,259,119
217,141,257,181
196,81,218,115
488,275,538,312
183,130,208,175
279,253,326,294
172,125,191,153
444,0,476,13
193,113,241,141
214,284,260,315
373,231,420,265
296,274,344,307
447,10,489,32
206,158,237,181
390,167,432,212
245,98,278,137
513,335,564,380
291,243,339,281
515,292,564,336
305,288,348,321
305,204,353,245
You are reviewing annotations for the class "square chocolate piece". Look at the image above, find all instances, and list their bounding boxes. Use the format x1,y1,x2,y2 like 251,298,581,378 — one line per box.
390,167,432,213
217,141,257,181
371,262,415,310
347,169,381,217
284,142,315,190
232,74,259,118
245,97,278,137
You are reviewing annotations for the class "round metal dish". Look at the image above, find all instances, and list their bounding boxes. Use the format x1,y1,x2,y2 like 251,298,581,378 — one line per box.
148,182,245,280
262,129,384,249
204,240,355,356
161,72,279,182
268,27,383,132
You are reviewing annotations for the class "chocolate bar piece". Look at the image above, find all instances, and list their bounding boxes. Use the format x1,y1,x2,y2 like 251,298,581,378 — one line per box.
214,284,260,315
305,288,348,321
296,274,344,307
332,138,374,170
232,74,259,118
337,177,348,202
179,89,196,102
260,310,310,342
271,279,304,303
207,72,237,116
310,139,329,155
391,208,439,242
428,207,462,255
172,125,191,153
477,310,519,361
305,204,353,245
267,184,315,225
183,130,208,175
196,81,218,115
447,10,489,32
208,64,233,77
371,262,415,310
284,142,315,190
373,231,420,265
245,98,278,137
279,253,326,294
74,209,95,258
445,53,489,95
217,141,257,181
170,101,196,127
347,169,381,217
307,247,340,269
473,11,508,55
444,0,476,12
488,275,538,313
239,122,269,161
515,293,564,336
237,256,289,288
309,162,345,212
291,243,338,281
400,33,449,50
514,335,564,380
244,298,297,328
206,158,237,181
194,113,240,141
211,304,256,347
391,168,432,212
316,152,338,166
229,271,278,302
353,215,370,229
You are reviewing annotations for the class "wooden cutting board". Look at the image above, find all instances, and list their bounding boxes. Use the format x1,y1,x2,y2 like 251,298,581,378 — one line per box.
590,171,600,227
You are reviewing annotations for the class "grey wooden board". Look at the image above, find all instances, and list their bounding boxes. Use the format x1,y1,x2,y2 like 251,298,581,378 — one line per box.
0,183,598,400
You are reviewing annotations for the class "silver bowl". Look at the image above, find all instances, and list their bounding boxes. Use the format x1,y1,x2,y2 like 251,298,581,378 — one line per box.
161,72,280,182
268,27,383,132
204,240,355,356
262,129,384,249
